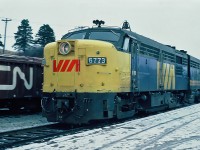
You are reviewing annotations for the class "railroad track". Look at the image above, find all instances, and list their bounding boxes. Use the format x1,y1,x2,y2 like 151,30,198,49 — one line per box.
0,109,40,118
0,123,87,149
137,116,200,150
0,104,198,149
0,120,120,149
0,117,139,149
96,109,200,150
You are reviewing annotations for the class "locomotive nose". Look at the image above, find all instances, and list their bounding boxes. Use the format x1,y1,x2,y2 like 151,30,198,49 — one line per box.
43,39,123,93
43,40,78,92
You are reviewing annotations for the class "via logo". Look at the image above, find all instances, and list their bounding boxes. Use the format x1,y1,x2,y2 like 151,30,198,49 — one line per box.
0,65,33,90
53,59,80,72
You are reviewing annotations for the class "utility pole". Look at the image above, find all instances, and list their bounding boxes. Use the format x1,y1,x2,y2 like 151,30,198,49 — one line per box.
1,18,12,54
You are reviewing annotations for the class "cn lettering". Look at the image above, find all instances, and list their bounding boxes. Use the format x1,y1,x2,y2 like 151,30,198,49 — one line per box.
0,65,33,90
53,59,80,72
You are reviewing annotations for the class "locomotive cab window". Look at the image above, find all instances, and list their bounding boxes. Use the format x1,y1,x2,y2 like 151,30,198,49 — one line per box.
63,32,86,39
89,31,120,42
122,37,130,52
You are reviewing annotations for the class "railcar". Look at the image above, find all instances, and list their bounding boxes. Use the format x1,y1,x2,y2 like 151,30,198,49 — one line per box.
42,21,200,124
0,54,42,111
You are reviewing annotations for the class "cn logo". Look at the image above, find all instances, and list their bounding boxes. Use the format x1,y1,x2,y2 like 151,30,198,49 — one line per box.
53,59,80,72
0,65,33,90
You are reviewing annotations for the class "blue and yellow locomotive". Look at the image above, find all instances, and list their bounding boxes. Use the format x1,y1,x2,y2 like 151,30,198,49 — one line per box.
42,21,200,124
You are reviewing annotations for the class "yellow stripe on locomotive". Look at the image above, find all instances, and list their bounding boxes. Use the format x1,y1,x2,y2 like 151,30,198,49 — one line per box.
157,62,175,90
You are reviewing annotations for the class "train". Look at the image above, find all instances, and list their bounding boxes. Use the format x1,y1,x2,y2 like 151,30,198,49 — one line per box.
0,54,42,111
41,20,200,124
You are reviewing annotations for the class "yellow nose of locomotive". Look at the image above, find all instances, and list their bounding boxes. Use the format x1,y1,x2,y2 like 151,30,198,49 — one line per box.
43,39,131,93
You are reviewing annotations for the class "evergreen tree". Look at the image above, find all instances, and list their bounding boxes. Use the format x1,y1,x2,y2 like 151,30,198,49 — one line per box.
35,24,55,47
13,19,33,52
0,34,3,48
24,45,43,58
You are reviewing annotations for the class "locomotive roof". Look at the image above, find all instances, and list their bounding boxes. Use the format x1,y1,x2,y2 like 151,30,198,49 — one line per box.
122,29,179,55
63,26,189,58
64,26,167,48
65,27,148,42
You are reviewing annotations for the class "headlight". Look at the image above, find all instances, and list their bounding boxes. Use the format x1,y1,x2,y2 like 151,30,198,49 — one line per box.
59,42,71,55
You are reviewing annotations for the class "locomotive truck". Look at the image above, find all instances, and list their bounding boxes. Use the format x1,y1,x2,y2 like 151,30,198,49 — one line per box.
41,21,200,124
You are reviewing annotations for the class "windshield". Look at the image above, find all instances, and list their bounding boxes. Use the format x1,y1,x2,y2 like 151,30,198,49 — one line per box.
89,31,120,42
62,32,86,39
61,30,122,48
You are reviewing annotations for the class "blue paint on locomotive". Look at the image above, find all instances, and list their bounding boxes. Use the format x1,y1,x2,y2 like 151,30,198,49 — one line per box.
190,56,200,90
190,67,200,89
175,65,188,90
137,56,157,92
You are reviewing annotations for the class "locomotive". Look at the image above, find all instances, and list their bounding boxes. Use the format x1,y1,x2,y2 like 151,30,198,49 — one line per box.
0,54,42,111
42,21,200,124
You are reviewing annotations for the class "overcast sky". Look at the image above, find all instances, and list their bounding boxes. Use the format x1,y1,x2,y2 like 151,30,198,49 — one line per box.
0,0,199,58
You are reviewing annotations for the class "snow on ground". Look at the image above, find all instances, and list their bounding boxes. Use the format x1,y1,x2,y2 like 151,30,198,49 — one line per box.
8,104,200,150
0,112,51,133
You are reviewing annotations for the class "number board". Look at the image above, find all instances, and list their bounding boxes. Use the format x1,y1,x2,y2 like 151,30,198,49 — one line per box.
88,57,107,64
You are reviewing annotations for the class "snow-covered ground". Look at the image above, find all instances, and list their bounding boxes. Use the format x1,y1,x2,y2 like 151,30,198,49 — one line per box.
6,104,200,150
0,112,51,133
